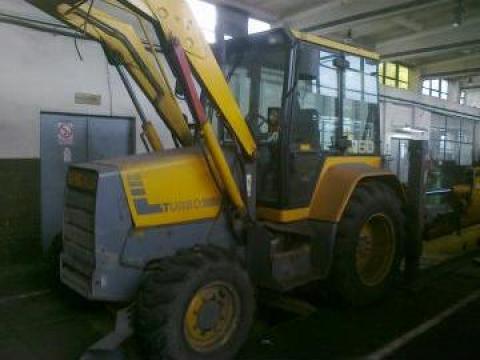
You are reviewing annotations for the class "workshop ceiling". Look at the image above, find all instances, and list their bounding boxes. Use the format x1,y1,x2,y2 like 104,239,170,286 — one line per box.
211,0,480,79
3,0,480,79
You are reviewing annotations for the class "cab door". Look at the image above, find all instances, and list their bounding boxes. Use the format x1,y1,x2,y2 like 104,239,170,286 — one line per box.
285,45,341,208
224,36,290,208
285,43,380,209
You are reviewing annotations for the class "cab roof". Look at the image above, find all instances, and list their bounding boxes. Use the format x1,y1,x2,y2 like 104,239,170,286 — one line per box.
290,29,380,61
233,28,380,61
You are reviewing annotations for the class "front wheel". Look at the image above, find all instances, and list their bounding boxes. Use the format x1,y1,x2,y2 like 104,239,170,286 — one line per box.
135,246,255,360
330,181,405,306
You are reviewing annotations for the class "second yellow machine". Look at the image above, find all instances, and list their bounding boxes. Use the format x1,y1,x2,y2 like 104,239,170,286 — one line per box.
31,0,413,359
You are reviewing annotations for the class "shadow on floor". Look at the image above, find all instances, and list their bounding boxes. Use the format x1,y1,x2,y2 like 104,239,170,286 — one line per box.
1,250,480,359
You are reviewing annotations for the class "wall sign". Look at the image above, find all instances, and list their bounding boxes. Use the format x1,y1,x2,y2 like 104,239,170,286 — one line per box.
75,92,102,106
57,122,74,145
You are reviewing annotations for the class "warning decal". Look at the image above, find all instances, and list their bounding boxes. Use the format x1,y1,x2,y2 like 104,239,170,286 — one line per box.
57,122,74,145
63,147,72,163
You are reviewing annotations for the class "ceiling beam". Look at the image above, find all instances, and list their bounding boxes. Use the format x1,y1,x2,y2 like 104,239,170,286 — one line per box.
321,16,423,43
205,0,278,22
462,82,480,90
391,16,423,32
257,0,311,18
282,0,449,34
279,0,347,27
316,19,393,44
376,15,480,49
377,17,480,60
420,54,480,78
460,75,480,88
382,40,480,61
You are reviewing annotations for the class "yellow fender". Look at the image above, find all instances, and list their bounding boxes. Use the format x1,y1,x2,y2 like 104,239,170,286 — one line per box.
257,156,405,224
309,161,405,223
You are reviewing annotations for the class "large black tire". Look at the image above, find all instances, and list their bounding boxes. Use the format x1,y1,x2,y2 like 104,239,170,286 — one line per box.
135,246,255,360
330,181,405,306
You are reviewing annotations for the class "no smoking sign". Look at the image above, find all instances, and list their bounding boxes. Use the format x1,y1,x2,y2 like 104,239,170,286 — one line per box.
57,122,74,145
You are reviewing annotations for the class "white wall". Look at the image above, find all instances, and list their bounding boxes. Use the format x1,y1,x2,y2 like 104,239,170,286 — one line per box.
2,1,480,161
380,85,480,157
0,11,175,158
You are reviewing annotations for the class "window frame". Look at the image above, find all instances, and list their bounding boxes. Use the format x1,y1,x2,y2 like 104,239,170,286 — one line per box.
422,78,449,100
290,43,381,156
221,34,292,209
429,114,474,166
343,54,381,155
292,44,341,154
379,62,409,89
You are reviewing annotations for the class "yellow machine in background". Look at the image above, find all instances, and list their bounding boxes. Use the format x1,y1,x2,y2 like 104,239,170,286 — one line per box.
30,1,416,359
459,167,480,225
425,164,480,237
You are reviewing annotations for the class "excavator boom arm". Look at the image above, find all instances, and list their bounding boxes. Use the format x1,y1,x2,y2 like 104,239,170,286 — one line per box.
28,0,256,157
28,0,256,214
28,0,194,148
117,0,256,157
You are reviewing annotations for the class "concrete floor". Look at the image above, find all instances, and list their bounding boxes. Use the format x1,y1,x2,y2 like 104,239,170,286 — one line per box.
0,231,479,359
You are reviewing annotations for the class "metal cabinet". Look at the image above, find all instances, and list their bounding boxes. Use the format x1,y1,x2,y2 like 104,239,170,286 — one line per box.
40,112,135,249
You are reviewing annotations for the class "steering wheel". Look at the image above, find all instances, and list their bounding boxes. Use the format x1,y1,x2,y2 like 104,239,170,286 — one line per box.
245,112,269,141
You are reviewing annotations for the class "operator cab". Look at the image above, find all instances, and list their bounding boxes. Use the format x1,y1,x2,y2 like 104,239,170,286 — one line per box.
222,29,381,210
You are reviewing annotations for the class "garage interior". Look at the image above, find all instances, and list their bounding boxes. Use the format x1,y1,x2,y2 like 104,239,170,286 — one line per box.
1,0,480,359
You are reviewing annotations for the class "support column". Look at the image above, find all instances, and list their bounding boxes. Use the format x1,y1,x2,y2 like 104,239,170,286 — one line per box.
214,5,249,139
216,5,249,39
448,79,460,104
409,68,422,95
405,140,428,285
215,5,249,66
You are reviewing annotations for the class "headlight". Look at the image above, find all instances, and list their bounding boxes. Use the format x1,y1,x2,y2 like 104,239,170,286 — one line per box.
67,169,98,192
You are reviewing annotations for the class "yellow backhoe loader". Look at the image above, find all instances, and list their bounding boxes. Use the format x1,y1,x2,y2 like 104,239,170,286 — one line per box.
29,1,419,359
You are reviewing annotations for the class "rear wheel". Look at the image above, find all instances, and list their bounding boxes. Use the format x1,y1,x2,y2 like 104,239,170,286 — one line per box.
331,181,404,306
135,246,255,360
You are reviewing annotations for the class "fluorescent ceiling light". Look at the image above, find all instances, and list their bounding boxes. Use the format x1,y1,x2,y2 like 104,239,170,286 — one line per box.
400,126,426,133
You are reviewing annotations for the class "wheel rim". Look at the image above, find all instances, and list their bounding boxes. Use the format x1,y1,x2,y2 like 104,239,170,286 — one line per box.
355,213,395,287
184,281,240,353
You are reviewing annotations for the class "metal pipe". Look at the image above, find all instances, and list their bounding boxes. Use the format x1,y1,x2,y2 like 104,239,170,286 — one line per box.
116,65,148,125
379,95,480,121
0,12,87,39
0,11,163,51
171,39,247,215
115,64,163,152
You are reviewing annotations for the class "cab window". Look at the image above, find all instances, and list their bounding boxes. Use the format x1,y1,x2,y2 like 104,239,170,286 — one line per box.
225,36,289,206
287,45,341,207
343,55,379,155
293,47,340,152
